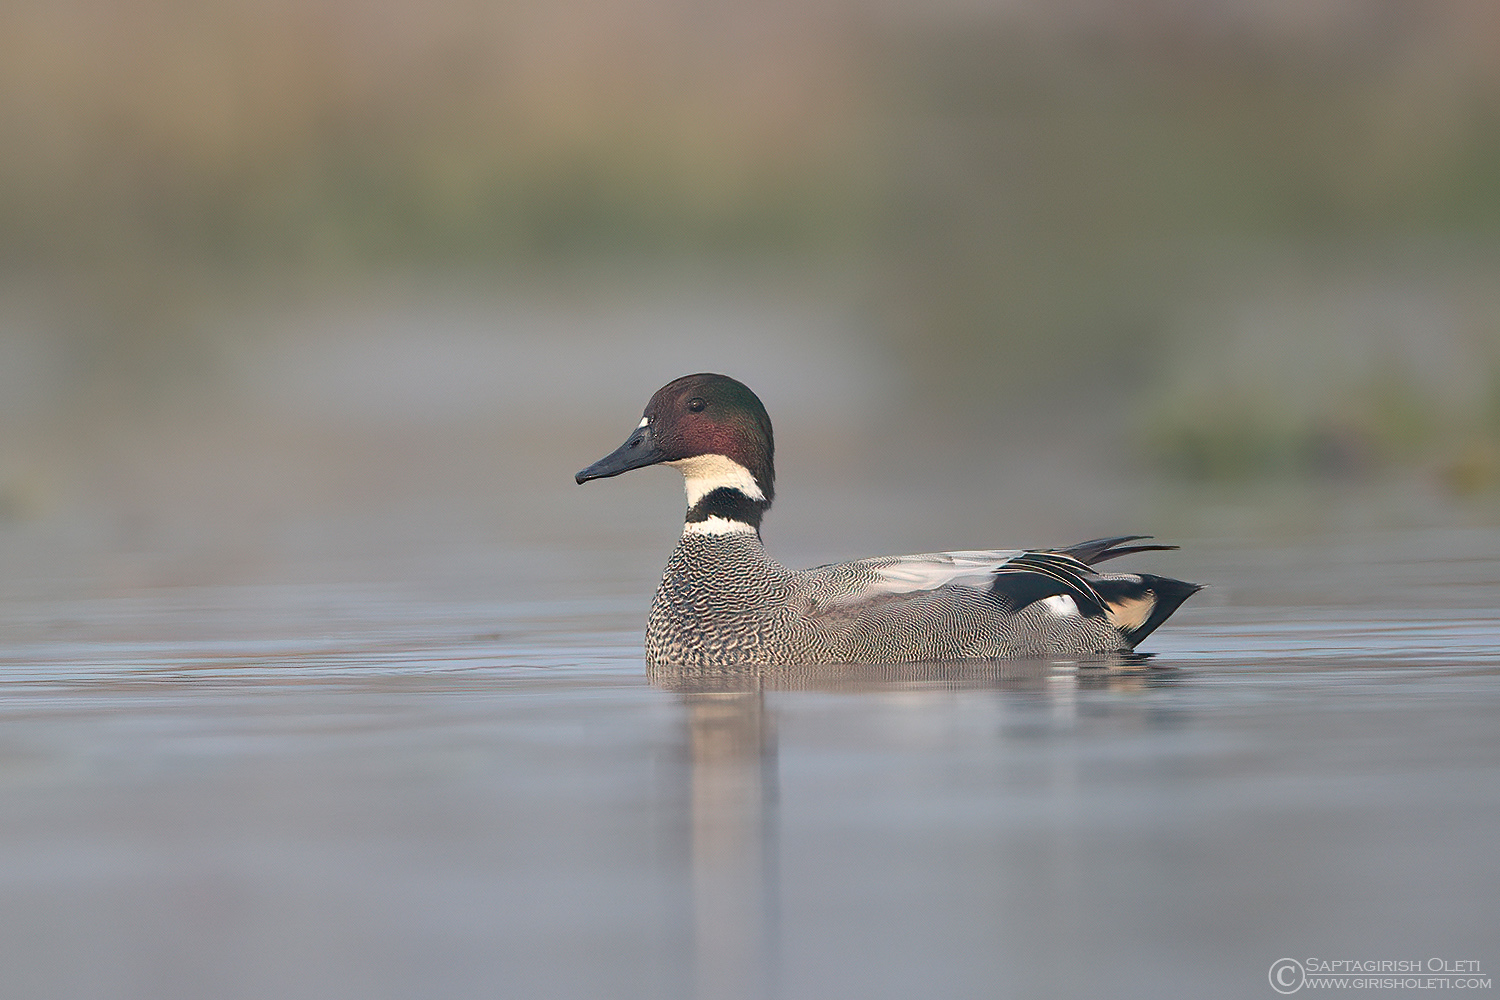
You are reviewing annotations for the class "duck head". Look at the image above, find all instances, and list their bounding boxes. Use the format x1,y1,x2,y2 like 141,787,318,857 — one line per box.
575,373,775,532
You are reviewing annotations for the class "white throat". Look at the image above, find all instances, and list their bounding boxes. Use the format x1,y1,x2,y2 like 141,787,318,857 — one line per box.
666,454,766,507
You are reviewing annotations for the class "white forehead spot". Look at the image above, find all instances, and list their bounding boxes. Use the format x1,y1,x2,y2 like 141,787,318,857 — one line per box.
666,454,766,505
637,416,649,429
1042,594,1079,617
683,516,758,536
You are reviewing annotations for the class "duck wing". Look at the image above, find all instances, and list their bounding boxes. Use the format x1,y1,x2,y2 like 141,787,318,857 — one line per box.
806,548,1111,617
801,543,1199,648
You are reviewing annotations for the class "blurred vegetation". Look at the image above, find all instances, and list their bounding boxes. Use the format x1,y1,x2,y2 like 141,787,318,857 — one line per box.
866,8,1500,406
2,0,1500,489
0,0,866,270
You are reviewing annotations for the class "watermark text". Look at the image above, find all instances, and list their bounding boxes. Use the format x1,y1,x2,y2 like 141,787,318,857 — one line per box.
1271,958,1491,994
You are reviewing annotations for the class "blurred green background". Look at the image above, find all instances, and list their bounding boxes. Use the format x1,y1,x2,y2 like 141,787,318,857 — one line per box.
3,0,1500,538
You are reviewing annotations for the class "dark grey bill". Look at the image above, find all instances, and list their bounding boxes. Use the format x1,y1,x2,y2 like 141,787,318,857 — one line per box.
575,423,666,484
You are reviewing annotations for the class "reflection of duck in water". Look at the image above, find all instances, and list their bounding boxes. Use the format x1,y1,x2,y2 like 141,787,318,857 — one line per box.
577,373,1199,667
648,658,1184,695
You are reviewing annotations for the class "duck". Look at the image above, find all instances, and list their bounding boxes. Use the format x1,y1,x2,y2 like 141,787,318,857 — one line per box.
575,373,1199,666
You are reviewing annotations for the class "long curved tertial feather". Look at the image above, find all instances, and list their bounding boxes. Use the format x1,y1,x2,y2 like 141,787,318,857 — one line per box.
993,551,1108,614
1051,535,1180,566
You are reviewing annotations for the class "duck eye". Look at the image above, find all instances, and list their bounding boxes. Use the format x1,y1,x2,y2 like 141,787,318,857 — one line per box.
687,397,706,412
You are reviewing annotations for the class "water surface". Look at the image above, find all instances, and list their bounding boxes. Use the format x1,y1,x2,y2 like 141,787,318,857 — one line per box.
3,503,1497,1000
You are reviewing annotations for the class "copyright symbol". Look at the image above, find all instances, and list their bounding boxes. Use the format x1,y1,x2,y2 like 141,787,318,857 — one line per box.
1269,958,1305,994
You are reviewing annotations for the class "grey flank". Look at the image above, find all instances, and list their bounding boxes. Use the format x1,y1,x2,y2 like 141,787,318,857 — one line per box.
647,532,1153,666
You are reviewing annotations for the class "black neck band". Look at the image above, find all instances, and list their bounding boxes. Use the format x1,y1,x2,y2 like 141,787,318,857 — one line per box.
684,487,768,530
